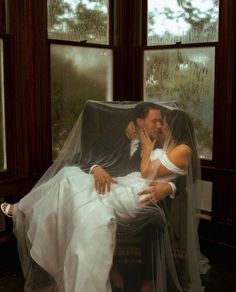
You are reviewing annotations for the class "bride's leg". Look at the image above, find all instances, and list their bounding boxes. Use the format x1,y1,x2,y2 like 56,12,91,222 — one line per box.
63,202,117,292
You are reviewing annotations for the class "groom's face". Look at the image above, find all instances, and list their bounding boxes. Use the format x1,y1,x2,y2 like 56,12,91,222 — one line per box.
137,108,162,140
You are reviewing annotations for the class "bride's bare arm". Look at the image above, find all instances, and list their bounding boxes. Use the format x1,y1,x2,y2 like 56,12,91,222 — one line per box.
154,144,192,177
141,137,192,179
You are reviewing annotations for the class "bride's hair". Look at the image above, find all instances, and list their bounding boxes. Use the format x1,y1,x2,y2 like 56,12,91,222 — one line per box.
132,102,166,124
164,109,199,178
164,110,195,144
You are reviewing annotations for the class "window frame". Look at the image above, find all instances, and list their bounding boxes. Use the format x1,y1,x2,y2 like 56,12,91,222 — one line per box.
141,0,235,173
48,0,115,158
0,0,234,226
0,0,16,181
0,0,52,194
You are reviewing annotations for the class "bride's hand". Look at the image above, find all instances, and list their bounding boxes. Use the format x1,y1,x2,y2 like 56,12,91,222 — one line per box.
139,128,156,153
125,121,137,140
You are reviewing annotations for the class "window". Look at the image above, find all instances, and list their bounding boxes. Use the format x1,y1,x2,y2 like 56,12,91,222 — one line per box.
47,0,113,158
144,47,215,159
144,0,219,161
48,0,109,44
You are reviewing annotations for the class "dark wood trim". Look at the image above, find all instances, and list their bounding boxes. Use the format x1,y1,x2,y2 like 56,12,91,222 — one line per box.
0,0,51,197
7,0,33,178
0,175,39,197
7,0,51,178
0,0,236,249
108,0,114,46
199,219,236,249
31,0,51,174
0,0,6,35
142,0,147,47
113,0,143,101
1,35,16,179
49,39,113,49
143,42,218,51
213,0,235,169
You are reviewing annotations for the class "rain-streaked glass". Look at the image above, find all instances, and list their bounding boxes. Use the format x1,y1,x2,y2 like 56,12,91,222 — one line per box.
51,44,112,158
144,47,215,160
148,0,219,45
0,39,6,171
48,0,109,44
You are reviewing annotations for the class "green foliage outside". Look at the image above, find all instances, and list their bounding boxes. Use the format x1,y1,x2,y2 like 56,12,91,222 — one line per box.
48,0,107,43
51,48,108,159
48,0,109,159
146,0,218,159
49,0,217,160
145,49,214,158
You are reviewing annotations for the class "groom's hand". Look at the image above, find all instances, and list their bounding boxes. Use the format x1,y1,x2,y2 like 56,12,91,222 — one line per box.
92,166,117,195
138,181,172,205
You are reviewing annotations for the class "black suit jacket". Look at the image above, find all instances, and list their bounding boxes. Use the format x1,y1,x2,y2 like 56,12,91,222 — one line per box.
77,125,141,177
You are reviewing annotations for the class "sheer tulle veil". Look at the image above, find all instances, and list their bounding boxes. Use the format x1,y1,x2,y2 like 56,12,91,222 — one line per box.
13,100,204,292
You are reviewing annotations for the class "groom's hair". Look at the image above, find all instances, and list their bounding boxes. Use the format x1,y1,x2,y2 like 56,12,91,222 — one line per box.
132,102,165,122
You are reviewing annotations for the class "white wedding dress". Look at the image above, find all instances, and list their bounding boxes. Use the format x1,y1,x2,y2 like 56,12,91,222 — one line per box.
14,149,186,292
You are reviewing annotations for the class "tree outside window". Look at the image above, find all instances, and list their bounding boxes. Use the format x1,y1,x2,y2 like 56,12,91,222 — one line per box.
145,0,219,160
47,0,112,159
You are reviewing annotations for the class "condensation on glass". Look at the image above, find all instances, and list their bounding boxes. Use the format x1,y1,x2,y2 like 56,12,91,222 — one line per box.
48,0,109,44
148,0,219,45
0,39,6,171
51,44,113,158
144,47,215,160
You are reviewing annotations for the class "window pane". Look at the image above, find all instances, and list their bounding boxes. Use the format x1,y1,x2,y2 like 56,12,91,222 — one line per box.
144,47,215,160
148,0,219,45
0,39,6,170
48,0,109,44
51,44,112,158
199,180,212,220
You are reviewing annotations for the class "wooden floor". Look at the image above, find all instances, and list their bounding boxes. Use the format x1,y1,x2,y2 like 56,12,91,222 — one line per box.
0,239,236,292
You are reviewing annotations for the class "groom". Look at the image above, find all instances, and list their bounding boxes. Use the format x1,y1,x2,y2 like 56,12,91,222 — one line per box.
76,101,177,291
78,101,175,199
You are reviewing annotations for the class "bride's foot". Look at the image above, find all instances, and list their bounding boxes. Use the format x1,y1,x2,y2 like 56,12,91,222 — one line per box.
110,265,124,290
0,203,14,217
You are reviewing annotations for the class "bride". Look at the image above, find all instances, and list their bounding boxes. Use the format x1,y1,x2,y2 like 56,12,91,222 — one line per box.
1,101,203,292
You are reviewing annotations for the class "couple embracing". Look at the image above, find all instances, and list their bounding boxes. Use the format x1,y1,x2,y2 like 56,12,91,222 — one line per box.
1,101,204,292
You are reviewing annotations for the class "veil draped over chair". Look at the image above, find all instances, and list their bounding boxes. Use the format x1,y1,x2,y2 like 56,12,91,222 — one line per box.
13,100,204,292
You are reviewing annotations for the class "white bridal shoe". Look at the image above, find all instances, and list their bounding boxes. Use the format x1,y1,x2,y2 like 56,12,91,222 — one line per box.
0,203,13,218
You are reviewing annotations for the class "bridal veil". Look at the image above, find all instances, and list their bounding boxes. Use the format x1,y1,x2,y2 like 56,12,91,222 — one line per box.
13,100,204,292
